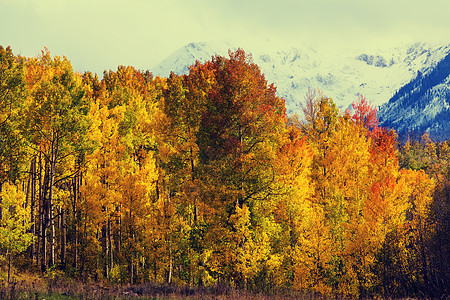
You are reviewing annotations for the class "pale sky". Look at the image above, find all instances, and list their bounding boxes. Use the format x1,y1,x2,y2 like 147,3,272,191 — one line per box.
1,0,449,76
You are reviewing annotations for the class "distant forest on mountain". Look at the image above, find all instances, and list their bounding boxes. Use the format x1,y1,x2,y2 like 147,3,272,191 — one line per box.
380,50,450,141
0,46,449,299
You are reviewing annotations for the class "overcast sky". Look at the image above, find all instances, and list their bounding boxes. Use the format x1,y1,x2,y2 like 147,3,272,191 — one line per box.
1,0,449,75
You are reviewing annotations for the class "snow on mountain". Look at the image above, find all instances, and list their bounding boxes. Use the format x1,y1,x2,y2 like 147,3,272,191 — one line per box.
379,50,450,141
152,39,450,120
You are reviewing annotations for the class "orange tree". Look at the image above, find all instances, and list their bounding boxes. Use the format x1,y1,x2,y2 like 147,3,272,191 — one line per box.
179,50,287,288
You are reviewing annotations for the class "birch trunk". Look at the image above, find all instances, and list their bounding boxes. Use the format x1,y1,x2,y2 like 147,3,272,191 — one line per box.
60,208,66,269
30,157,36,261
48,130,60,268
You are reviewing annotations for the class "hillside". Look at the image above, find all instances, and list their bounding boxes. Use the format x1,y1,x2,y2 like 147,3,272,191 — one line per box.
379,50,450,140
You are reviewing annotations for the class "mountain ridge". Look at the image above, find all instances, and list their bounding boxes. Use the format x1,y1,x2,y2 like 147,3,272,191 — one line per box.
153,39,450,139
379,50,450,140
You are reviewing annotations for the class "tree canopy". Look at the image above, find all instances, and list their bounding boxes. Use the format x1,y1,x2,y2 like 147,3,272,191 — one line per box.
0,46,448,298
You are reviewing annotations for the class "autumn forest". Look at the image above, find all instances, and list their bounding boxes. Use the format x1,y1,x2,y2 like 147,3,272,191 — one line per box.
0,46,449,298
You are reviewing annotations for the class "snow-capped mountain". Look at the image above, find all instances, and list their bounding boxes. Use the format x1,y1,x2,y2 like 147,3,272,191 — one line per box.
152,39,450,139
379,51,450,141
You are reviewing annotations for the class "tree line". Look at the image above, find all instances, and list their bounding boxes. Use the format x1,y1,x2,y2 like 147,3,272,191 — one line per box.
0,46,448,298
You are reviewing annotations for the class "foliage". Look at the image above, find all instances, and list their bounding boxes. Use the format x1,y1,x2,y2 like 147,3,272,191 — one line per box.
0,45,447,298
0,183,34,282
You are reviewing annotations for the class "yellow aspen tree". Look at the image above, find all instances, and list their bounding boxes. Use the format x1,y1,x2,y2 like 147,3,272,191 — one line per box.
81,98,124,278
0,46,28,186
24,49,89,271
271,125,314,290
0,183,34,283
401,169,435,292
119,88,160,284
301,95,348,295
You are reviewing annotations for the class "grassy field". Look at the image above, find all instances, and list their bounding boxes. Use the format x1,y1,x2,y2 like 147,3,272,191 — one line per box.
0,274,320,300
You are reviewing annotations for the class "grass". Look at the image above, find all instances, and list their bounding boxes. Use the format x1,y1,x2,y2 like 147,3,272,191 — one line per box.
0,275,320,299
0,264,320,299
